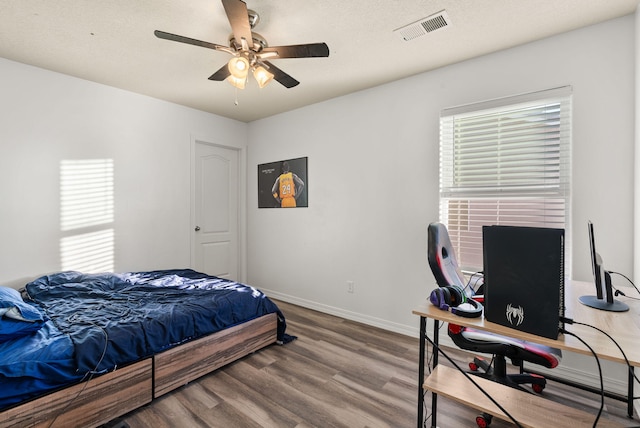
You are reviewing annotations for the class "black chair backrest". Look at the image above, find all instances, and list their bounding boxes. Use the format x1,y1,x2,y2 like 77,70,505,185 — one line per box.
427,222,466,288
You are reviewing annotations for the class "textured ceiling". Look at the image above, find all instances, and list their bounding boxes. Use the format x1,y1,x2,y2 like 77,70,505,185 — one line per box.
0,0,638,122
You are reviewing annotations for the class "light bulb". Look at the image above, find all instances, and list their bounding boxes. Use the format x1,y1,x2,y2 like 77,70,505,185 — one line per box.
228,57,249,79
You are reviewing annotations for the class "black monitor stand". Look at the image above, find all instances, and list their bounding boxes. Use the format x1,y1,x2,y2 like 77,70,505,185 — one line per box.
579,271,629,312
581,222,629,312
579,295,629,312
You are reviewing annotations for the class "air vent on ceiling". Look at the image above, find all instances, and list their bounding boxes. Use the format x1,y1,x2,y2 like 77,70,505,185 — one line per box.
394,10,451,42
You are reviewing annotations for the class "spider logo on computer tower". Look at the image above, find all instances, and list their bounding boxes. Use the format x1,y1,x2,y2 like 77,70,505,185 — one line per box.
506,303,525,327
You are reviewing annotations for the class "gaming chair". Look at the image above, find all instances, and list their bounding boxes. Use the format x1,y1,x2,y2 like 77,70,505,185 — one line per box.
427,222,562,427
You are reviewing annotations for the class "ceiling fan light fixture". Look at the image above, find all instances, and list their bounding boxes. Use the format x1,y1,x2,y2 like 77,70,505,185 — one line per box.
227,56,249,79
226,75,246,89
253,65,274,88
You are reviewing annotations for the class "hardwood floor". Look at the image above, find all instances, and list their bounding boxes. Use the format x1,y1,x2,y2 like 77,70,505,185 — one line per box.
120,300,637,428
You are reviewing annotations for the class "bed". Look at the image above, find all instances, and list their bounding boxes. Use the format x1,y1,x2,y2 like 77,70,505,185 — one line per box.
0,269,287,428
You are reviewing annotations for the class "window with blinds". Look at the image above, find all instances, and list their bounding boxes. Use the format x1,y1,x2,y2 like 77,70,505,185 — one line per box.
439,87,572,271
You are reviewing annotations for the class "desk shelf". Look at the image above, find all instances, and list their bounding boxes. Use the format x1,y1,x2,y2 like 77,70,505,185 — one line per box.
423,365,625,428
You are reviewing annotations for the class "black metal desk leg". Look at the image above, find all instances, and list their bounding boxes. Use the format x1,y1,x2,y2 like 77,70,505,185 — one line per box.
628,366,635,418
431,319,440,428
418,316,426,428
417,316,440,428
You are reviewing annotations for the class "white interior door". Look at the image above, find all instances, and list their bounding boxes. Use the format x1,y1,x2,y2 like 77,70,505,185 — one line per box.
192,142,239,279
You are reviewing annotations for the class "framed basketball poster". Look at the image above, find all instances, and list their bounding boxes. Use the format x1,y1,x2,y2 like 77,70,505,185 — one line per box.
258,157,308,208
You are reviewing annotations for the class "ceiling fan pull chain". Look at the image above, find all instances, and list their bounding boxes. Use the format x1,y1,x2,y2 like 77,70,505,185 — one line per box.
234,87,239,106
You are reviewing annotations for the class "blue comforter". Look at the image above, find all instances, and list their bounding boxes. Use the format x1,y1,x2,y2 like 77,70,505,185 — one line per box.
0,269,285,409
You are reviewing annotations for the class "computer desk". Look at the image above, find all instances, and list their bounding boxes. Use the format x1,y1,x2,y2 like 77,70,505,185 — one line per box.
413,279,640,428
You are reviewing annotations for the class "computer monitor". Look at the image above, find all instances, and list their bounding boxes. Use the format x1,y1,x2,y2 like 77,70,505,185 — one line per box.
578,221,629,312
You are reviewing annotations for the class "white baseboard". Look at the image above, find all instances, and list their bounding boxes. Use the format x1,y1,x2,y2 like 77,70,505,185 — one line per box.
264,289,418,337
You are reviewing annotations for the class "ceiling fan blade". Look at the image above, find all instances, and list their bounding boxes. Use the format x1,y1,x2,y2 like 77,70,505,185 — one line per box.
208,65,231,81
154,30,233,54
260,43,330,59
222,0,253,49
263,61,299,88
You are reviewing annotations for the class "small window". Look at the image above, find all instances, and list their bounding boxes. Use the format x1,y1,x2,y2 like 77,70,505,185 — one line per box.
439,87,572,272
60,159,115,272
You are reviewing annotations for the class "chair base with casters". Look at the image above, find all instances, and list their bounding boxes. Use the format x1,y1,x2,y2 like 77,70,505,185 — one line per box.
448,324,562,427
468,355,546,393
447,322,562,427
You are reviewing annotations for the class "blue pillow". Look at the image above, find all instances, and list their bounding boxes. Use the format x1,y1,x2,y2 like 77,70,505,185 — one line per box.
0,287,46,342
0,317,46,342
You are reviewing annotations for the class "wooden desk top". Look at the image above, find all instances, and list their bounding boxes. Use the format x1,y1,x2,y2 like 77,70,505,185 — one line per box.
413,280,640,367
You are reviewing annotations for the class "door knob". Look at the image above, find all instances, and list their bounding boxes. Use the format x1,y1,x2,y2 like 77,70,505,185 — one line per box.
195,226,201,231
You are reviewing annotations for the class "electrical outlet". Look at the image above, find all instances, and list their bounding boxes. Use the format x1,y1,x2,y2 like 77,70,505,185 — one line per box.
347,281,355,293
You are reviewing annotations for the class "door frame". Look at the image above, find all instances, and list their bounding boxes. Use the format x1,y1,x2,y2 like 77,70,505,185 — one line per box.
190,134,247,282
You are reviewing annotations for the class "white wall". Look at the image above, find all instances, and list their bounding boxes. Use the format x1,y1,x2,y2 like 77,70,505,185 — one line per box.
0,57,247,287
247,15,635,337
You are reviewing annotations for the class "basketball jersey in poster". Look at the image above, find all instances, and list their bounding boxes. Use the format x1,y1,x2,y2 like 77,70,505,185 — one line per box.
278,172,296,207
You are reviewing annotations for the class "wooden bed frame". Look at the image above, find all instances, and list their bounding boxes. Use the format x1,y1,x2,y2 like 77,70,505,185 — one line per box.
0,313,277,428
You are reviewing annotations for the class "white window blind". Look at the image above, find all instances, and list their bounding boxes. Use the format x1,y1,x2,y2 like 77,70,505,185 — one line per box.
439,87,572,271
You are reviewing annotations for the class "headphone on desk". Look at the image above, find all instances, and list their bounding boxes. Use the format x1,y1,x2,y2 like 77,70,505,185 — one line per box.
429,285,483,318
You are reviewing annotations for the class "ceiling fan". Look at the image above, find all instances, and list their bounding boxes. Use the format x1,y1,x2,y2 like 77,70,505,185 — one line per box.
154,0,330,89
